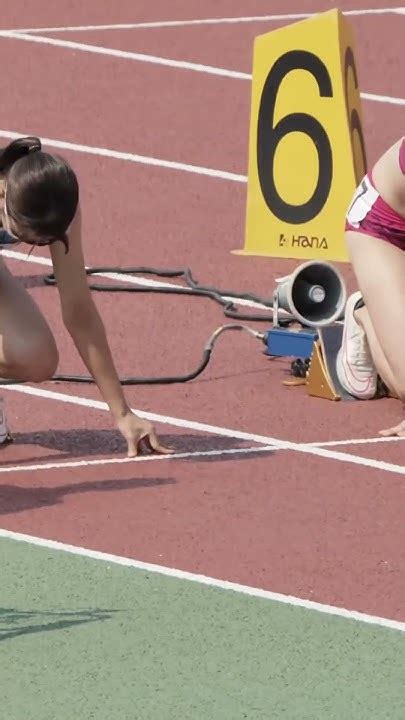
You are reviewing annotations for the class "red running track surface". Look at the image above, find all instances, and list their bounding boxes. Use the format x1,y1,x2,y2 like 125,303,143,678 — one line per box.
0,0,404,624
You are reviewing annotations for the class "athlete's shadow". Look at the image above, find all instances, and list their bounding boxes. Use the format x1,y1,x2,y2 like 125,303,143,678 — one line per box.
0,475,175,515
0,429,271,466
15,273,49,290
0,606,118,642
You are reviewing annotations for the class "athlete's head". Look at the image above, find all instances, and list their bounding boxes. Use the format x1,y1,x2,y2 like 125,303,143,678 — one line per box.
0,136,79,252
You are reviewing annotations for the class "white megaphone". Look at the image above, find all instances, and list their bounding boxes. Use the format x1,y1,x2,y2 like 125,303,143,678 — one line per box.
273,260,347,328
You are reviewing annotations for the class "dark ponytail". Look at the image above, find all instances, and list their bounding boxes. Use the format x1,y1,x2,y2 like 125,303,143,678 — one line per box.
1,136,78,252
0,136,42,174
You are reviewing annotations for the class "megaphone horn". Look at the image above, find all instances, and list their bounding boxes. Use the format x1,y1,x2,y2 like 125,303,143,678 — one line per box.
274,260,347,328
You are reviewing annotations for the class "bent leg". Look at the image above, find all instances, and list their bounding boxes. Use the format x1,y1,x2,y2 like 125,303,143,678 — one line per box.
0,256,59,382
343,230,405,401
354,305,398,399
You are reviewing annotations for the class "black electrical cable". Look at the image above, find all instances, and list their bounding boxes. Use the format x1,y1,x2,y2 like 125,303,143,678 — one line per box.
44,266,289,323
49,324,266,385
0,264,289,386
290,358,310,378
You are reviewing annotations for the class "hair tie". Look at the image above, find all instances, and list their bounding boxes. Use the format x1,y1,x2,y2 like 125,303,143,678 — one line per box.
26,137,42,154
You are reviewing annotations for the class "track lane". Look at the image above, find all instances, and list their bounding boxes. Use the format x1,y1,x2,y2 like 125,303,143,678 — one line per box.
1,434,404,621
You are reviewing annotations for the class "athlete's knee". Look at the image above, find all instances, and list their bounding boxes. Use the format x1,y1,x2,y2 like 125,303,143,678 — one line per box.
391,381,405,404
23,350,59,382
384,361,405,403
24,336,58,382
3,330,59,382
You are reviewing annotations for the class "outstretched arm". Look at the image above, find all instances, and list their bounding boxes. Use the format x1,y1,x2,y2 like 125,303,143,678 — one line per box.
49,206,173,457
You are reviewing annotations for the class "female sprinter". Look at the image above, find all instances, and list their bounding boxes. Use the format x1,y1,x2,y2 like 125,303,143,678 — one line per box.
336,136,405,436
0,136,173,456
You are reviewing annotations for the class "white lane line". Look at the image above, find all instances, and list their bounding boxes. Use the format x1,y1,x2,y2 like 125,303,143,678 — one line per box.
0,31,251,79
0,445,275,474
8,7,405,33
0,31,403,107
0,128,246,183
1,527,404,633
305,436,405,448
361,91,405,106
2,382,405,475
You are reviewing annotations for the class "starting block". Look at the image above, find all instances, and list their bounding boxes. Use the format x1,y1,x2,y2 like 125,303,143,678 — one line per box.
283,324,356,401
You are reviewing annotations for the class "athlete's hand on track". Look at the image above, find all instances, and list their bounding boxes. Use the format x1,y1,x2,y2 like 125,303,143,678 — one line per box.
379,419,405,437
116,412,174,458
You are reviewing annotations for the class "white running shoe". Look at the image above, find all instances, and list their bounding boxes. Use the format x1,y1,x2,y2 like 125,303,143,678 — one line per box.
336,291,378,399
0,397,12,445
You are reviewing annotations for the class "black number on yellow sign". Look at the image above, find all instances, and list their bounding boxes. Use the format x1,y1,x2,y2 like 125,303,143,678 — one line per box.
257,50,333,225
344,47,367,182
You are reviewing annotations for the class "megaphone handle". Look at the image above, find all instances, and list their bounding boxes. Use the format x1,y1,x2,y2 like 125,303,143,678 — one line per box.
273,288,280,327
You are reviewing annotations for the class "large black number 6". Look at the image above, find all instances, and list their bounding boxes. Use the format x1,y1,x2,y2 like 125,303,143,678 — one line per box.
257,50,333,224
344,47,367,183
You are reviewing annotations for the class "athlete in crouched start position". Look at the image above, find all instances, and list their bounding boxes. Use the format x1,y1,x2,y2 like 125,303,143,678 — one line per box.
0,136,173,456
336,136,405,436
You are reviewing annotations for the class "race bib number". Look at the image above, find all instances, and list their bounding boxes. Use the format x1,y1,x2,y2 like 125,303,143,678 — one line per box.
346,175,379,226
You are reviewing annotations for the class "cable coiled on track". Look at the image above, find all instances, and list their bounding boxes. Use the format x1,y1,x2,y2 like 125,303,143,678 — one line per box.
0,265,293,386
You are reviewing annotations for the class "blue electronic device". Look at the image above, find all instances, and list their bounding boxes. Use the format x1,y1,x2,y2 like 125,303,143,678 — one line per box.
264,327,318,358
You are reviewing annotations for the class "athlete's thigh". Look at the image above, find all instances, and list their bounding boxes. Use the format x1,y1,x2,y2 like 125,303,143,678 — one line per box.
0,255,57,370
345,230,405,385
